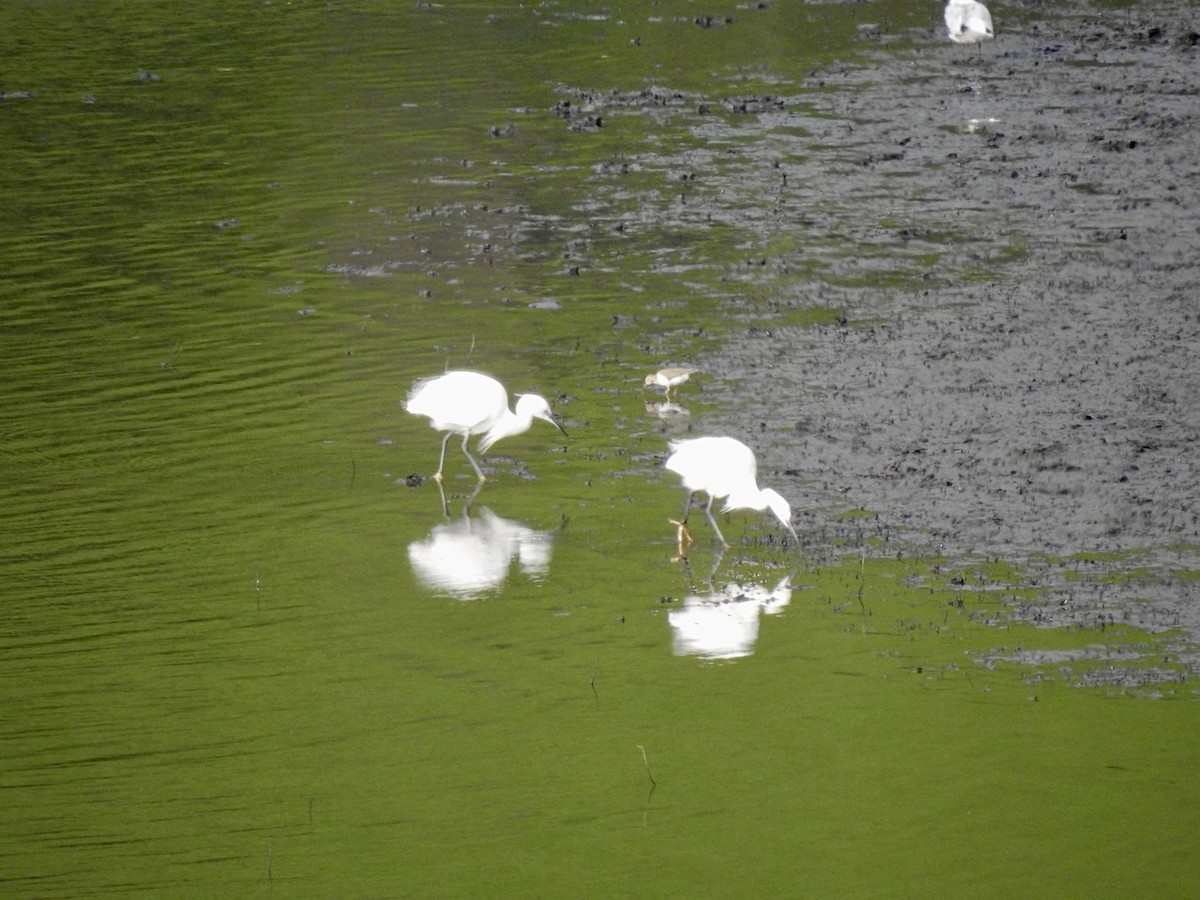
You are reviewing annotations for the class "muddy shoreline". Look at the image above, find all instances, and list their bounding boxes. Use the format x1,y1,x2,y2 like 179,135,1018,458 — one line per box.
553,1,1197,671
681,3,1199,663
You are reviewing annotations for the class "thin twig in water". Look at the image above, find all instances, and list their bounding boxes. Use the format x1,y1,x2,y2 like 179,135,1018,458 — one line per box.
857,550,868,632
858,550,866,603
637,744,657,790
637,744,657,826
590,661,600,709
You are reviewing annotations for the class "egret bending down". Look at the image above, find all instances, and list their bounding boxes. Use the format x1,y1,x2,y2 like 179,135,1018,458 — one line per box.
405,370,566,483
665,436,797,549
944,0,994,47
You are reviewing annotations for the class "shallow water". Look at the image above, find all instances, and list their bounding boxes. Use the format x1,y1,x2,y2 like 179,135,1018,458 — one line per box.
2,1,1197,897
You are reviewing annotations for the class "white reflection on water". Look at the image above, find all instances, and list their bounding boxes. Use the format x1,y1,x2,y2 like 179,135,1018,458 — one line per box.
408,488,558,600
644,400,690,419
669,573,792,660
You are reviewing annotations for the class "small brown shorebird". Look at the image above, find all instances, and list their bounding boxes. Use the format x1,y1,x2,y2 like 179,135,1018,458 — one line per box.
644,366,699,400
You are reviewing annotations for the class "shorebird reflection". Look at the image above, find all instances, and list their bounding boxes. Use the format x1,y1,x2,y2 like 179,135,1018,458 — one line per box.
669,565,793,660
645,400,690,420
408,485,560,600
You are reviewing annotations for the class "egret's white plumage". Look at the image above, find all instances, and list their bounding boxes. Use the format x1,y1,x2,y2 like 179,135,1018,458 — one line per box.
405,370,565,483
664,436,797,548
644,367,699,400
944,0,994,46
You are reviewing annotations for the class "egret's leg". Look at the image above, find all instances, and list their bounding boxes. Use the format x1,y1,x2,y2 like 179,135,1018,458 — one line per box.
433,432,452,484
679,491,695,524
703,494,729,548
461,432,487,483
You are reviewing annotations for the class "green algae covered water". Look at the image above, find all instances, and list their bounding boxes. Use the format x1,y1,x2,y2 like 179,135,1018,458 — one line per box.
1,2,1196,897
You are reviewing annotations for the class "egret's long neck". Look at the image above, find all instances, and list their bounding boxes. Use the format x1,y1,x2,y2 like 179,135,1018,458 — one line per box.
725,486,769,512
478,409,527,451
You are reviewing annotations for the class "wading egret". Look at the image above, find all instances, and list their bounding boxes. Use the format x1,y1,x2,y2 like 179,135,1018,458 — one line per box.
405,370,566,483
664,436,797,549
944,0,994,47
644,367,699,400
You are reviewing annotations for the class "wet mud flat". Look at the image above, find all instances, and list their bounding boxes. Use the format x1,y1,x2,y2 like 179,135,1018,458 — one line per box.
721,1,1200,677
565,1,1199,680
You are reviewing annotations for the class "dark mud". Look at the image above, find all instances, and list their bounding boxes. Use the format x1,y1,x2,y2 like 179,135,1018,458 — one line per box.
574,1,1200,678
719,4,1199,551
740,2,1200,674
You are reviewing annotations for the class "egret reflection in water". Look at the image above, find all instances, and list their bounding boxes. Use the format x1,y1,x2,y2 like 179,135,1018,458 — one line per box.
669,563,794,660
407,485,561,600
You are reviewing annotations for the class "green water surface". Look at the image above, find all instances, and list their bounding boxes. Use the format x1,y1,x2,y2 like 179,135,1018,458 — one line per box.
1,2,1195,897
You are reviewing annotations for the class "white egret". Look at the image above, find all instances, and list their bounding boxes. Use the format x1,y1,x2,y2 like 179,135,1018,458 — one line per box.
644,367,699,400
664,436,797,548
944,0,994,47
405,370,566,483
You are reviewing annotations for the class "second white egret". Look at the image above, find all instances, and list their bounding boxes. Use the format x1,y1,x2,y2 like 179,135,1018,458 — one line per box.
664,436,797,548
405,370,566,483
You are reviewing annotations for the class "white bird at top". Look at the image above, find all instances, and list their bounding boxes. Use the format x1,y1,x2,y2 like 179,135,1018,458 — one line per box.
944,0,994,47
644,367,699,401
664,436,797,550
405,370,566,483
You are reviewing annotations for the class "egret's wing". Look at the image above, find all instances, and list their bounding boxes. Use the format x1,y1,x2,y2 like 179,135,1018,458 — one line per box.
406,372,507,432
666,437,757,499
